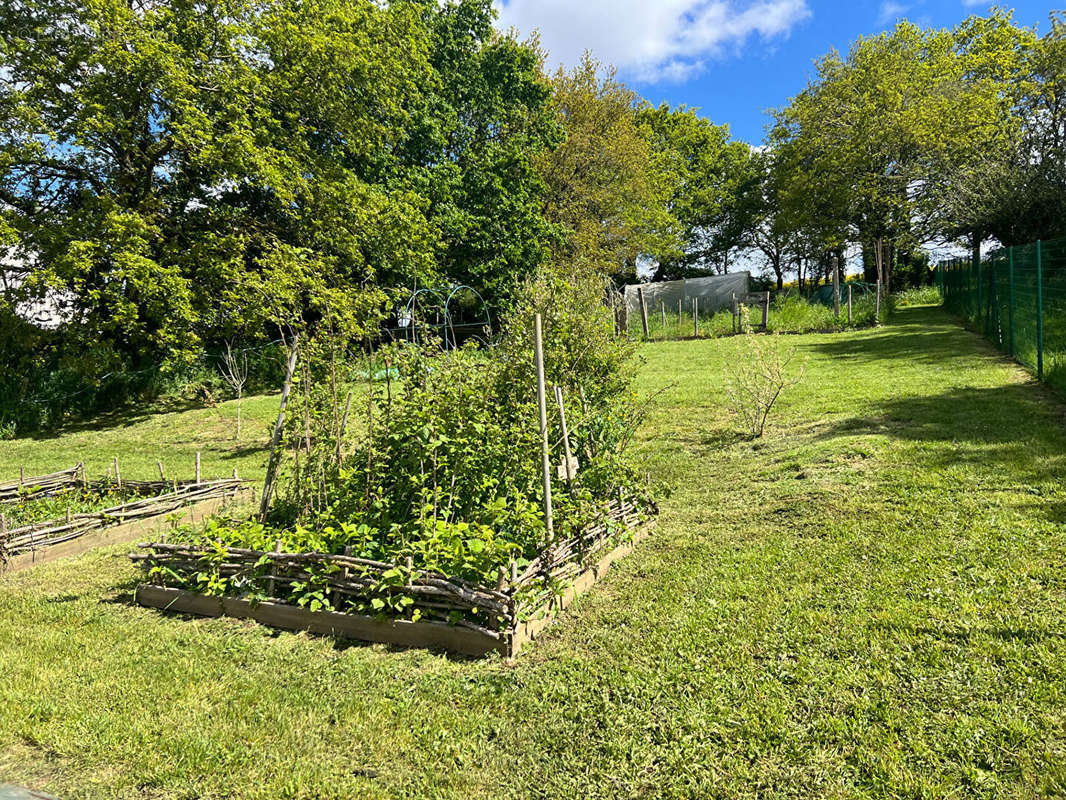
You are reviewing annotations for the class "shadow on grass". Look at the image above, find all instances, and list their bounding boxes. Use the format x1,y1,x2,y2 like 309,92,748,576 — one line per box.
870,620,1066,644
21,397,210,442
806,306,1015,368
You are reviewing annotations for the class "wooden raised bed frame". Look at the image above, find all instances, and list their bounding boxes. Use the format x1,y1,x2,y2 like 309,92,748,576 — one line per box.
133,499,655,658
2,482,250,575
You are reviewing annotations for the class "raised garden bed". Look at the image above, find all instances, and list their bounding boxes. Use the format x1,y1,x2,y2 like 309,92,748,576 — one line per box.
1,478,250,574
132,495,655,658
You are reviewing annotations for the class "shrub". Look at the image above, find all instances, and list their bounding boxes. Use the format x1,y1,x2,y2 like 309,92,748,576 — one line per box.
725,333,806,437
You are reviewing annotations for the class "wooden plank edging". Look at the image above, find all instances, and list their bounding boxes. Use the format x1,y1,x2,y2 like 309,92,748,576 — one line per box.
135,585,504,658
1,489,251,575
508,520,656,657
134,519,657,659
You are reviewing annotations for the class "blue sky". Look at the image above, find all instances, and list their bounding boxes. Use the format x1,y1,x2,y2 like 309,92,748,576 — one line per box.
495,1,1057,145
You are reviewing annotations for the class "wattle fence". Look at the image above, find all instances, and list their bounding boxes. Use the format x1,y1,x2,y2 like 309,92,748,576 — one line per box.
938,236,1066,389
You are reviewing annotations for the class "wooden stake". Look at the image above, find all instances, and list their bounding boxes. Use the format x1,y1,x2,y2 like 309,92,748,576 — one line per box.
763,291,770,330
732,292,738,333
692,298,699,338
260,336,300,521
660,300,665,337
267,539,282,598
336,390,353,465
534,314,554,544
112,457,121,490
638,287,650,340
875,238,884,319
832,254,840,318
195,452,201,485
157,461,165,482
555,385,575,488
19,466,24,489
678,298,683,326
848,284,853,324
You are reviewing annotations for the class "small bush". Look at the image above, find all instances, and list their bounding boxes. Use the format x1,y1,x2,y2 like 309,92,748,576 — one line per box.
725,333,806,438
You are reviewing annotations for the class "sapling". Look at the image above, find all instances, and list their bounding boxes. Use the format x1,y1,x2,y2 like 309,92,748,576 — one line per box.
219,341,250,441
725,332,806,438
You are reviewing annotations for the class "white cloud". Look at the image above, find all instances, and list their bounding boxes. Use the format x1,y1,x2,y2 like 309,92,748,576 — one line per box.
493,0,811,84
877,2,908,25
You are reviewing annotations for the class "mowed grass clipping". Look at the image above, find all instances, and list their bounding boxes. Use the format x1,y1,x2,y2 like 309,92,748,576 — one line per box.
2,305,1066,798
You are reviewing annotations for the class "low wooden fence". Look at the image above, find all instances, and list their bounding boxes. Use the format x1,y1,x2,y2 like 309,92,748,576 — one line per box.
1,479,249,573
133,494,655,658
1,463,218,506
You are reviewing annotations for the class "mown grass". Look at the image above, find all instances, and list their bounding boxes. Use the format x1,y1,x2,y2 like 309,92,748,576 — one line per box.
2,306,1066,798
0,394,281,485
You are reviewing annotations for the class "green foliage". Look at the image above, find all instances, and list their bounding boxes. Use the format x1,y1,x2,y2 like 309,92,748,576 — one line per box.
539,56,681,281
638,104,756,279
182,266,649,597
769,10,1039,286
895,286,943,307
0,0,560,430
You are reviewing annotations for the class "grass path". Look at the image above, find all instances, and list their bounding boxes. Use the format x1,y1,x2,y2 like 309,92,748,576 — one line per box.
2,306,1066,798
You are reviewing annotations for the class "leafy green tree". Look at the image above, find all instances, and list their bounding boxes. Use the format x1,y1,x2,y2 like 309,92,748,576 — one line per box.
770,11,1036,287
539,55,681,282
401,0,561,308
0,0,440,370
945,12,1066,245
638,104,755,279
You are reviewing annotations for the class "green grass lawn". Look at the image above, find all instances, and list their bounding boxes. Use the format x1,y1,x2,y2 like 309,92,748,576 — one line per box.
0,394,281,485
3,305,1066,799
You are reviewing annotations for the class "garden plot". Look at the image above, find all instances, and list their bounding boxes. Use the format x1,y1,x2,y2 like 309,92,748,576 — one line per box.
133,494,653,657
1,464,249,573
129,269,658,657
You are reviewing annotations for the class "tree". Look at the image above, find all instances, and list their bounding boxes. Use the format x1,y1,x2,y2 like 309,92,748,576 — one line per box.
769,12,1037,286
944,13,1066,245
538,55,681,282
639,104,755,279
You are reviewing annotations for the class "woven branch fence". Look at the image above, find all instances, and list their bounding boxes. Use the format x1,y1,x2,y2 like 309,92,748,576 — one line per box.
1,463,216,506
133,494,653,645
0,465,84,504
2,479,247,562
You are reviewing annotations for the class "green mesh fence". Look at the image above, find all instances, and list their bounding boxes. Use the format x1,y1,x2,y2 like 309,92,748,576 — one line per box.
938,236,1066,390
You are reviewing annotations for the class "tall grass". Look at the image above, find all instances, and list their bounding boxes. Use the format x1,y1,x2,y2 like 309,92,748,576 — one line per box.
894,286,942,307
628,291,882,341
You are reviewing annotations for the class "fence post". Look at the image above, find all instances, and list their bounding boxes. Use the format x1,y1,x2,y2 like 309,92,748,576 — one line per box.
692,298,698,338
1037,240,1044,381
637,286,650,340
832,255,840,319
1008,246,1015,358
976,248,983,333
